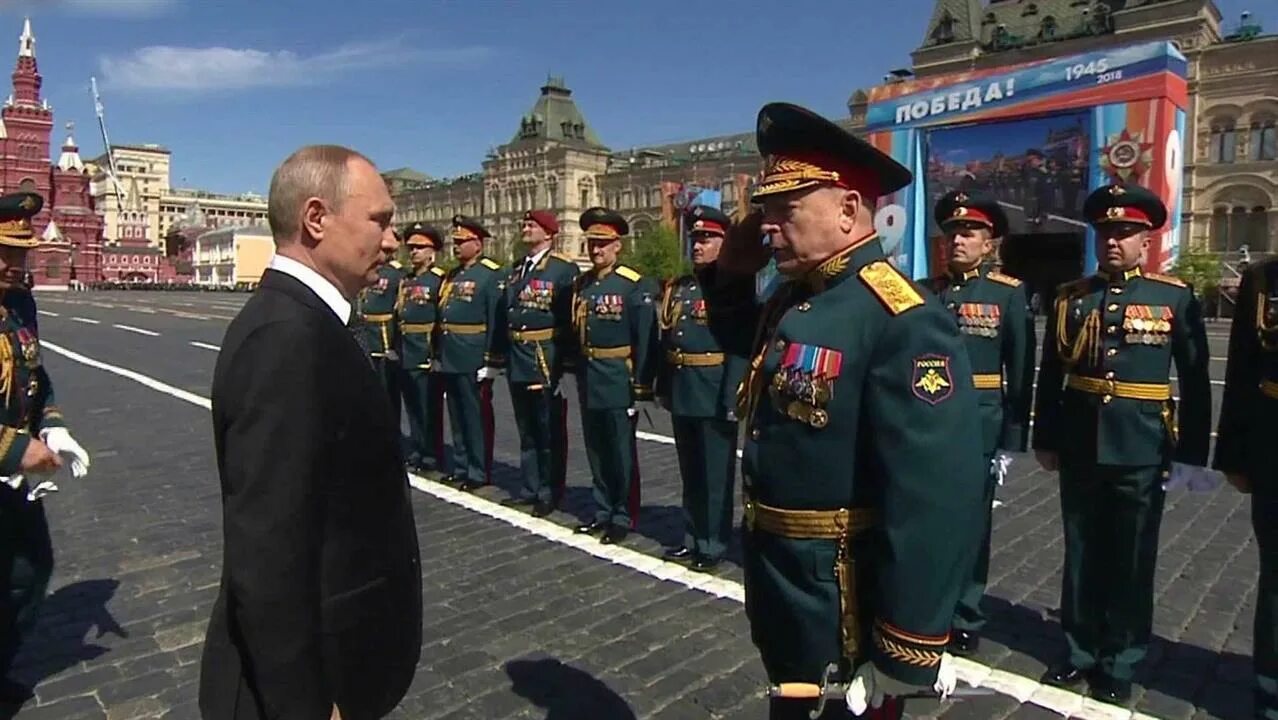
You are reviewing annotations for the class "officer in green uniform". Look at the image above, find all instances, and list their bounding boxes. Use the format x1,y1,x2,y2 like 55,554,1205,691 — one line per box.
716,103,986,720
927,190,1035,655
0,192,91,702
1213,256,1278,719
353,243,407,423
436,215,505,491
657,205,751,573
396,222,446,475
569,207,658,545
1033,183,1211,705
493,210,579,517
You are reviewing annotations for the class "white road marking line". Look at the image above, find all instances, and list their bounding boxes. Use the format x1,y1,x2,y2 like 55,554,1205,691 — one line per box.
71,317,99,325
189,341,221,351
37,310,58,317
35,340,1163,720
113,324,159,337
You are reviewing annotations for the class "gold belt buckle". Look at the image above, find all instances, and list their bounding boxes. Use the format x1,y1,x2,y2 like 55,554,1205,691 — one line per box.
671,350,684,367
1103,379,1116,395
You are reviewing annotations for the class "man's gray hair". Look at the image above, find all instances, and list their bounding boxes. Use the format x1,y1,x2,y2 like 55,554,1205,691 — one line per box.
267,144,375,242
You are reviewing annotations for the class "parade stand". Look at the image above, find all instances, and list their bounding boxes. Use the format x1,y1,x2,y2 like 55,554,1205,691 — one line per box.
863,41,1189,304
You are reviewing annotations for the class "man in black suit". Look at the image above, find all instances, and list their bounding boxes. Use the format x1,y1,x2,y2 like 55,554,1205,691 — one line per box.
200,145,422,720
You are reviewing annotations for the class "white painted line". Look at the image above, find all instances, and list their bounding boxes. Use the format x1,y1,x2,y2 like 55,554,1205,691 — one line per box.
70,317,99,325
34,340,1158,720
113,324,159,337
37,310,58,317
189,341,221,351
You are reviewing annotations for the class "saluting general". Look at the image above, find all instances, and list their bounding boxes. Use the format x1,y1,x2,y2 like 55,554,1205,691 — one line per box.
716,102,985,719
0,192,91,703
1033,183,1211,706
436,215,505,491
927,190,1035,656
1213,255,1278,720
569,208,658,545
396,222,446,475
657,204,752,573
493,210,579,518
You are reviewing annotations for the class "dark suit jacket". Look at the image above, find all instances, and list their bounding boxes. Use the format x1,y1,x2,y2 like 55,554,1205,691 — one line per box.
199,269,422,720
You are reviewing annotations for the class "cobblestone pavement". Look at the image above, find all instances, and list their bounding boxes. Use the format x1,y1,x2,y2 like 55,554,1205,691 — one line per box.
2,289,1255,719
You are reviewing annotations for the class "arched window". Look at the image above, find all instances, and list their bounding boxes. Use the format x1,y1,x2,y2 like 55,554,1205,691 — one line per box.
1210,202,1272,252
931,12,956,44
1210,121,1238,163
1249,119,1277,161
1022,3,1039,17
17,178,34,193
1041,16,1058,39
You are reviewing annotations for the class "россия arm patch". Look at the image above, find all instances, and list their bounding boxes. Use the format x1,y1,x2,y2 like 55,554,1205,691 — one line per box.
911,354,954,405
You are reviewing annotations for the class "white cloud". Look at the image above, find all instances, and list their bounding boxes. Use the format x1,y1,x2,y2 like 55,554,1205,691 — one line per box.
98,39,491,94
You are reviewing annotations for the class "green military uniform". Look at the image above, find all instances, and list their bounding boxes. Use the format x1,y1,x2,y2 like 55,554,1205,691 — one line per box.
657,205,752,572
354,259,407,423
733,103,986,720
569,208,658,543
927,191,1036,652
436,215,505,491
0,192,85,701
1213,257,1278,719
1033,183,1211,704
492,210,579,516
396,222,446,473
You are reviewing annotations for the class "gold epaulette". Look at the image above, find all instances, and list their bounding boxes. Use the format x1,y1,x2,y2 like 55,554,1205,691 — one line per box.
480,257,501,271
550,252,574,264
615,265,641,282
389,259,403,270
1056,277,1092,298
429,266,445,276
987,271,1022,287
857,261,923,316
1144,272,1187,288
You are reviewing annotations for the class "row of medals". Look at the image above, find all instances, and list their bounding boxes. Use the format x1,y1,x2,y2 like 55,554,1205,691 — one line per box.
961,317,999,338
769,370,831,429
1123,316,1170,345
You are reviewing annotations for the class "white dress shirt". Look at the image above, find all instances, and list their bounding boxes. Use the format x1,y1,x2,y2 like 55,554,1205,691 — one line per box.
520,246,550,278
268,254,352,324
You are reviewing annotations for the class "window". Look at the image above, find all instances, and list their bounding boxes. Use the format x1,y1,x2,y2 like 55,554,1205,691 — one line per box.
580,188,590,208
1022,3,1038,17
1249,121,1277,161
1209,123,1237,163
1041,16,1057,39
1210,205,1272,252
18,178,34,193
931,12,955,44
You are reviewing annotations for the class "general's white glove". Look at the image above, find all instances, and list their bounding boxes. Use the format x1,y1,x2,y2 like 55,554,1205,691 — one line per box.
626,407,637,418
844,663,885,716
0,474,58,502
41,427,90,479
476,367,501,382
1162,463,1223,493
992,451,1013,486
933,652,957,700
384,349,400,363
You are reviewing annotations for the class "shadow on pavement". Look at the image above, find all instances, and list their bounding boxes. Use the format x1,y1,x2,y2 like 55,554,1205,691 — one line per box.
506,655,636,720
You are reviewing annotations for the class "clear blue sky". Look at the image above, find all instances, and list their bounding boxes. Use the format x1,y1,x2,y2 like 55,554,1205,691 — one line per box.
0,0,1261,196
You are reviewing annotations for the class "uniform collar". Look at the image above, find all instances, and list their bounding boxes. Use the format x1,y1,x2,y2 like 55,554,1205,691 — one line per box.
1098,266,1142,284
948,263,984,284
801,231,881,293
525,246,551,269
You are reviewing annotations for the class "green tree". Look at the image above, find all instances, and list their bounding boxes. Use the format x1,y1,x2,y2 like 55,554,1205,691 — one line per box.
622,224,691,281
1168,245,1223,300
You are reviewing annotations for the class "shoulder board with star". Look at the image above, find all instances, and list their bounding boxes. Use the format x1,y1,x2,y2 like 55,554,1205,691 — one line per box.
615,265,641,283
549,252,575,265
480,257,501,271
1144,272,1187,288
857,261,924,316
388,259,404,271
986,270,1022,287
1056,276,1093,297
429,266,445,277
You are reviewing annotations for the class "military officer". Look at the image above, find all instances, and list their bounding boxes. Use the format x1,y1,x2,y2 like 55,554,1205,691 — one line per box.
927,191,1036,656
396,222,446,475
353,236,407,423
569,207,658,545
493,210,579,517
1033,183,1211,705
716,103,985,719
657,205,751,573
1213,256,1278,719
435,215,505,491
0,192,91,702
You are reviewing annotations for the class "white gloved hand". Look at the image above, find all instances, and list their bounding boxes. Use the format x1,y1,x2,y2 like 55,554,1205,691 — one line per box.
933,652,957,700
476,366,500,382
384,349,400,363
2,474,23,491
626,407,637,418
26,480,58,502
844,663,885,716
1162,463,1223,493
40,427,90,479
991,451,1013,486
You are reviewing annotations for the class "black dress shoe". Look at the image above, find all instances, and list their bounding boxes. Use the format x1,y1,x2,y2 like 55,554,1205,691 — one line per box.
501,497,535,507
437,473,456,485
690,556,721,573
531,501,555,518
662,546,693,561
948,629,980,656
575,520,606,534
1088,676,1131,705
0,677,33,703
1040,664,1087,688
458,479,484,492
600,526,628,544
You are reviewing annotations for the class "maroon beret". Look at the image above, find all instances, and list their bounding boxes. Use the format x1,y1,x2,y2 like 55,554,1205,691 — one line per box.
524,210,559,235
